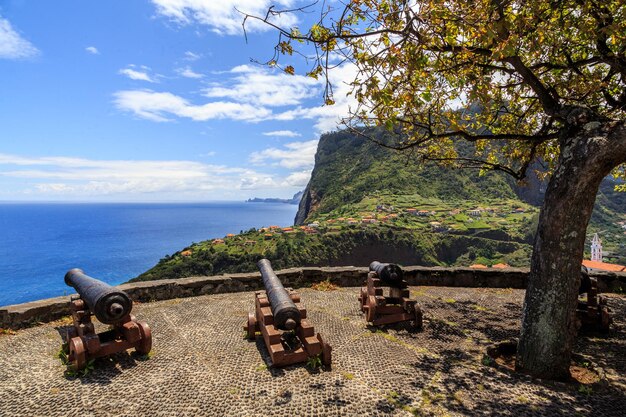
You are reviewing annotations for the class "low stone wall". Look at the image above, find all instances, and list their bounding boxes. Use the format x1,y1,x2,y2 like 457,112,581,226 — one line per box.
1,266,624,329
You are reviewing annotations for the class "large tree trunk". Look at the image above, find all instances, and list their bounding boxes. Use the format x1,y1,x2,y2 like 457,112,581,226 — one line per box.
516,120,626,380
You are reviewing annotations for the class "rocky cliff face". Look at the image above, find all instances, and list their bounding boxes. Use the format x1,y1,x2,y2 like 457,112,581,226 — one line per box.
294,184,313,225
293,127,544,224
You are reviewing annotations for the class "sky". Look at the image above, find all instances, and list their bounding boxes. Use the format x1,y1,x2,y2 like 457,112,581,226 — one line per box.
0,0,356,202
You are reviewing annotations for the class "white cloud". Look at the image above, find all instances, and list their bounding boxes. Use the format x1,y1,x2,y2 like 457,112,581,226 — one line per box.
85,46,99,55
113,90,272,122
204,64,319,107
273,63,359,132
119,65,158,83
0,152,302,198
114,63,357,134
0,17,39,59
184,51,201,61
262,130,301,137
176,66,204,79
249,140,318,169
151,0,298,35
283,170,311,187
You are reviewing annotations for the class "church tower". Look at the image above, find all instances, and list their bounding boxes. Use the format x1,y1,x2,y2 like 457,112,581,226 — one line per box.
590,233,603,262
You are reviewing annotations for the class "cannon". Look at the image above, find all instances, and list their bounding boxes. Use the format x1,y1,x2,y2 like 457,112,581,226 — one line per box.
244,259,331,367
576,267,612,332
359,261,423,328
62,268,152,370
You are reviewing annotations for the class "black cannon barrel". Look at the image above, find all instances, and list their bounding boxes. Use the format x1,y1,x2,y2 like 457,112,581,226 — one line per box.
64,268,132,324
257,259,300,330
369,261,404,283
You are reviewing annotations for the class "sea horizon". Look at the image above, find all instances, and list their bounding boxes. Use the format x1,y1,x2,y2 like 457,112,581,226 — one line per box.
0,199,292,204
0,201,298,307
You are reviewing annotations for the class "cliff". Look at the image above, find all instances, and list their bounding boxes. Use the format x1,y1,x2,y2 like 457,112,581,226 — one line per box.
295,128,531,224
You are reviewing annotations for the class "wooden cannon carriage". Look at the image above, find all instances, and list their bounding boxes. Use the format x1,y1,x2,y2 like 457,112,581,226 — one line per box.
359,262,423,328
577,268,612,332
244,259,332,367
62,268,152,370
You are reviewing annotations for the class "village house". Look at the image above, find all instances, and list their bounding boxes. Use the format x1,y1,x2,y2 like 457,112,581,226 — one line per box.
376,204,395,212
212,238,225,245
430,221,446,232
492,263,510,269
181,250,192,257
418,210,430,216
362,218,377,224
468,208,482,217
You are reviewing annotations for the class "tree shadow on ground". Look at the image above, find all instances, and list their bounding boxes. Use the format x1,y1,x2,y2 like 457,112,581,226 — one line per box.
366,295,626,416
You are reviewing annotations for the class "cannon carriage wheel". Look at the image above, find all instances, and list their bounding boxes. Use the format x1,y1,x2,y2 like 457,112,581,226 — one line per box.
365,296,377,322
135,321,152,355
317,333,332,367
359,288,367,312
412,305,423,329
245,313,257,340
68,336,86,371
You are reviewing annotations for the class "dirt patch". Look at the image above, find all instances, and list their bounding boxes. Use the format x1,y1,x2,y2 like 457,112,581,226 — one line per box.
311,280,339,291
494,354,515,370
487,341,602,385
570,365,601,384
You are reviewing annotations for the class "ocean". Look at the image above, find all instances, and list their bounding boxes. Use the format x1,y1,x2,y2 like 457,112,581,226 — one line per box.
0,202,298,306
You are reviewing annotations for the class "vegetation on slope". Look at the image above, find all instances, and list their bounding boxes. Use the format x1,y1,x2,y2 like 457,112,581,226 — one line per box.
135,128,625,282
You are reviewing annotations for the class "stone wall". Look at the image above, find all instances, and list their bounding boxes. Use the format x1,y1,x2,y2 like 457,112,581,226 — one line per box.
1,266,624,329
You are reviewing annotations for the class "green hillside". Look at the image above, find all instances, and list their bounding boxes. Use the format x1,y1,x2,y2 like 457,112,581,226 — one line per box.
295,128,521,223
133,128,625,282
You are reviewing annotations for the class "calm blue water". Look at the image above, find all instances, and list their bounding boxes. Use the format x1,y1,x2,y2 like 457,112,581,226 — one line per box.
0,202,298,306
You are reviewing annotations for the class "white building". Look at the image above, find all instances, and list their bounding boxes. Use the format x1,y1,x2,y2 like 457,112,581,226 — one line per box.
590,233,602,261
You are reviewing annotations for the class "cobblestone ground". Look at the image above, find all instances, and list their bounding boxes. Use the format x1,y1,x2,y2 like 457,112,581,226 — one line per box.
0,286,624,417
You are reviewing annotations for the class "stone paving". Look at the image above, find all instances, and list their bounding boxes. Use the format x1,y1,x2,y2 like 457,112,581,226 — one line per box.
0,286,624,417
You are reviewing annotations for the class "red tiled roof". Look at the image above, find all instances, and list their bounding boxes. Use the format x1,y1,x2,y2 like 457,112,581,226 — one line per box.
470,264,488,269
492,263,510,269
582,260,626,272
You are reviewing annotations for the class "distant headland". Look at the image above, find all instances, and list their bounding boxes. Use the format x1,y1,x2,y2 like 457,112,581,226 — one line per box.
246,191,303,205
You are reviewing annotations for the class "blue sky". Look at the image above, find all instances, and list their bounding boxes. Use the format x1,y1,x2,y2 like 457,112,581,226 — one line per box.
0,0,355,201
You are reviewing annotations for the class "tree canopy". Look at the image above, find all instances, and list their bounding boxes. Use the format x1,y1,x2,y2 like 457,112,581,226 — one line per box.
246,0,626,380
248,0,626,183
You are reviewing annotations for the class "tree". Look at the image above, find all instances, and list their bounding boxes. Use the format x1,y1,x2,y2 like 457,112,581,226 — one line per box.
245,0,626,380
